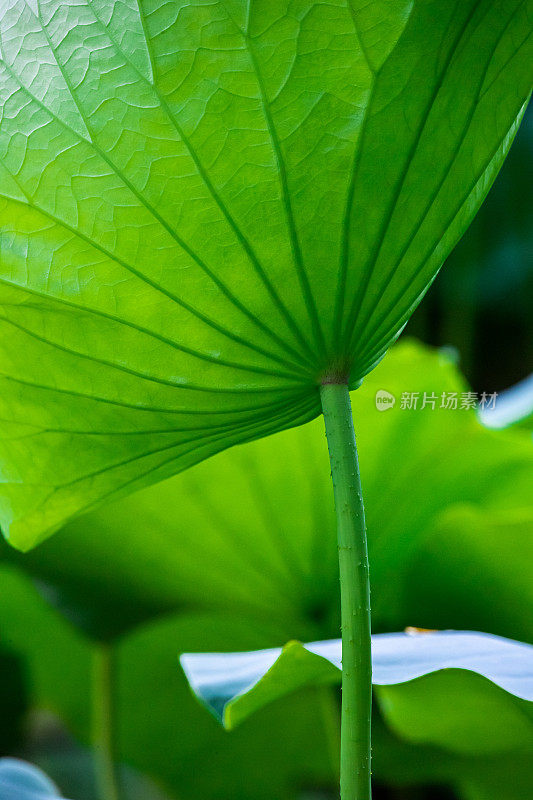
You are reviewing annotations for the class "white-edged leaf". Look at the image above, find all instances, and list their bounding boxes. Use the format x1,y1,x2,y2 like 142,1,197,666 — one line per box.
181,630,533,752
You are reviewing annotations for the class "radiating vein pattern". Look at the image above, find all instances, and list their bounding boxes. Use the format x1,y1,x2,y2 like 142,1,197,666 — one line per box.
0,0,531,547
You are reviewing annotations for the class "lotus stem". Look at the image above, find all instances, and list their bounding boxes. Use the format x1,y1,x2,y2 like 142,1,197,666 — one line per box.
320,382,372,800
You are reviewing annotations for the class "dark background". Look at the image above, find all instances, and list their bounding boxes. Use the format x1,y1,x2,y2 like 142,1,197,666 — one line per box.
406,104,532,395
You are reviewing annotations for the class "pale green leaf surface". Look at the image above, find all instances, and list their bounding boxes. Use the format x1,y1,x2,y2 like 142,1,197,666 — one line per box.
1,341,531,641
0,0,531,548
179,631,533,755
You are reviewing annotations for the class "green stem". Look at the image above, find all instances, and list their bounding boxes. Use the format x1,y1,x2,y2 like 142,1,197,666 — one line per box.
92,644,120,800
320,382,372,800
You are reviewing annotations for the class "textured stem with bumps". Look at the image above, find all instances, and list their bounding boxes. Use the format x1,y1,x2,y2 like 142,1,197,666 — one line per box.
320,382,372,800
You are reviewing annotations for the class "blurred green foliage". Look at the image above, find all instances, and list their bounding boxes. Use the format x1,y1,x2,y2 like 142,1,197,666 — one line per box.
1,341,531,799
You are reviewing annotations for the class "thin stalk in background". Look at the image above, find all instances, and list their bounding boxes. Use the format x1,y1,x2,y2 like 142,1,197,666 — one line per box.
92,643,120,800
320,382,372,800
317,686,342,782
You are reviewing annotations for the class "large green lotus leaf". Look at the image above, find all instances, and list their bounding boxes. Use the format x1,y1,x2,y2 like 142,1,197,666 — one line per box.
179,631,533,756
0,566,338,800
404,506,533,643
377,667,533,756
0,0,531,549
1,341,531,640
